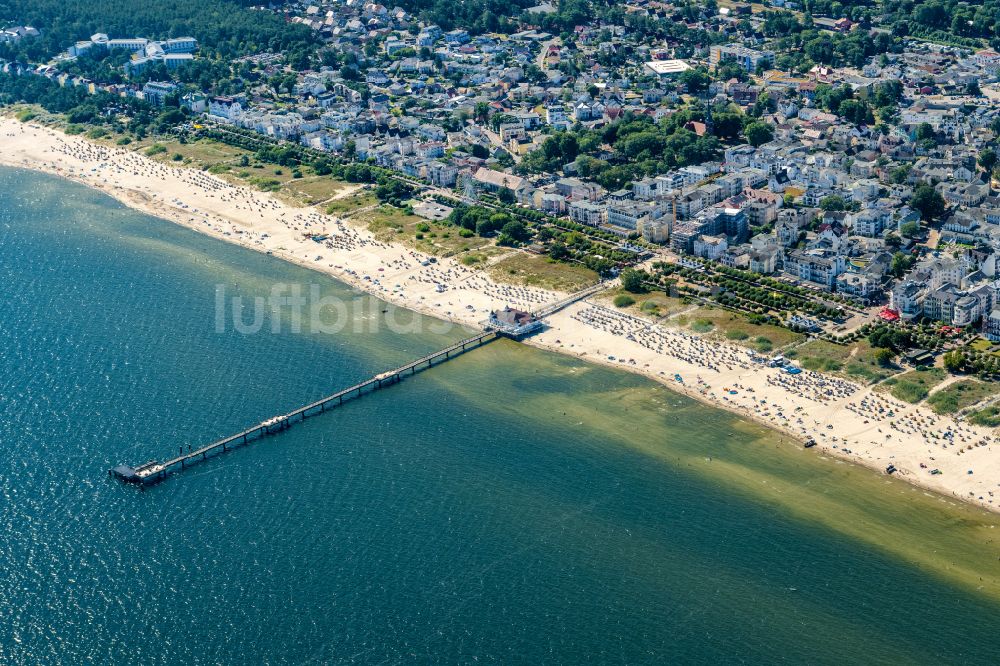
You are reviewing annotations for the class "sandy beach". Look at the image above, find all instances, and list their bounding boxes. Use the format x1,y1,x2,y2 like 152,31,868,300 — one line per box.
3,117,1000,514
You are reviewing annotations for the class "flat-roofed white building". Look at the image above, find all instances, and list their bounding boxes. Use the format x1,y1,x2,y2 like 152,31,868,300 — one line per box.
108,38,148,52
568,200,606,226
693,234,728,260
644,60,691,78
163,37,197,53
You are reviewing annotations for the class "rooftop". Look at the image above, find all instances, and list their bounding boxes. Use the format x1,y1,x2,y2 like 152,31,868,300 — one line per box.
644,60,691,75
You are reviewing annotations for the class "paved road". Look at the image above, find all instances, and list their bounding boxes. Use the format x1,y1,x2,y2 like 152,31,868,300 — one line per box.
537,37,561,71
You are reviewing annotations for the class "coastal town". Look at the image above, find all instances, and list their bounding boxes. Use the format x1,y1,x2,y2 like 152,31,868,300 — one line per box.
7,3,1000,325
9,0,1000,662
7,0,1000,513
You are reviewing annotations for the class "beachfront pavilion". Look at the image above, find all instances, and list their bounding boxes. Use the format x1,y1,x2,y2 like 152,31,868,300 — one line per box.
487,307,543,338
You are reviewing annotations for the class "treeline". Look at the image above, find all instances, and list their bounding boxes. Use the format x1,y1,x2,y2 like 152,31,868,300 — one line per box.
880,0,1000,46
394,0,533,33
762,12,900,70
765,0,1000,56
209,130,414,192
0,71,170,134
0,0,318,62
0,71,95,113
519,107,730,188
529,0,593,34
446,202,638,274
657,261,846,319
595,2,727,58
448,204,529,241
813,79,903,126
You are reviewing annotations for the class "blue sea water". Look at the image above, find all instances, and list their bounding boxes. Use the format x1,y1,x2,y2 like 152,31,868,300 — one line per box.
1,166,999,664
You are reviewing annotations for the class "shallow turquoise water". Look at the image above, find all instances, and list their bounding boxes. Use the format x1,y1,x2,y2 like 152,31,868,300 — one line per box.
0,166,999,664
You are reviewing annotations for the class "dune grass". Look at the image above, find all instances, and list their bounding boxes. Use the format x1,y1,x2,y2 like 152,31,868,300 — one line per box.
879,368,948,404
927,380,999,414
969,404,1000,427
788,339,898,384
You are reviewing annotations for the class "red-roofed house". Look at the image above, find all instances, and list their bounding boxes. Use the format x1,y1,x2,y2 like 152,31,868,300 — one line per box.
684,121,707,136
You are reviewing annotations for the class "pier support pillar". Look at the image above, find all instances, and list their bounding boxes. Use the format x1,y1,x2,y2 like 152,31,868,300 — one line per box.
121,333,503,486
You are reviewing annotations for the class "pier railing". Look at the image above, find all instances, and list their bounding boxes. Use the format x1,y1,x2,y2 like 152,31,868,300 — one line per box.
110,281,610,487
110,330,499,486
533,281,607,319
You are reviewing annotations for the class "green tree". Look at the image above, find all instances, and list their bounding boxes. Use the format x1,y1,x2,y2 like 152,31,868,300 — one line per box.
889,164,911,184
979,148,997,174
943,350,965,373
743,120,774,147
679,68,712,94
890,251,915,278
910,184,946,221
549,242,569,260
899,221,920,238
819,195,847,211
804,35,835,63
477,212,511,236
712,111,744,141
620,268,649,293
474,101,490,122
874,348,894,367
838,98,872,125
500,220,530,243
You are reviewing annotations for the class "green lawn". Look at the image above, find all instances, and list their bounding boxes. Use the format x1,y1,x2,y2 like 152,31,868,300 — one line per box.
285,177,362,205
691,318,714,333
124,136,356,208
968,404,1000,427
926,380,999,414
324,190,378,215
970,338,993,353
361,204,493,257
603,289,688,319
678,306,802,352
879,368,948,403
787,339,899,384
487,253,599,292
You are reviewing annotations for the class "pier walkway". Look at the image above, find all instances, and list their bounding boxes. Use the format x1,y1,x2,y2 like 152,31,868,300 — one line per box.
110,330,499,485
109,281,612,487
533,281,607,319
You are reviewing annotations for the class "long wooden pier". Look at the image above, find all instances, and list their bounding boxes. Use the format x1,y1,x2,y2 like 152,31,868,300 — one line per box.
109,330,499,486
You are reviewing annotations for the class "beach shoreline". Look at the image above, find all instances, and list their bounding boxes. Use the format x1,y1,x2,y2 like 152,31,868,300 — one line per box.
3,116,999,515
